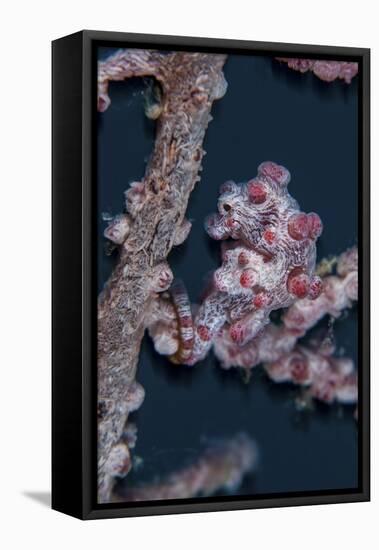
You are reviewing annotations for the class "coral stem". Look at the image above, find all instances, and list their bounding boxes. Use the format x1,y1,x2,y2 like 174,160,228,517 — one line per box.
115,433,257,502
97,49,227,503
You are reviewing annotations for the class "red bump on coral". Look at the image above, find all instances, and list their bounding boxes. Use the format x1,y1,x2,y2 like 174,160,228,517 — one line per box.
308,275,323,300
253,291,270,309
289,355,310,384
247,180,267,204
263,229,276,245
238,250,250,266
307,212,323,240
264,343,357,405
240,269,258,288
258,161,290,186
288,213,310,241
287,268,310,298
197,325,211,341
226,217,240,231
230,322,245,344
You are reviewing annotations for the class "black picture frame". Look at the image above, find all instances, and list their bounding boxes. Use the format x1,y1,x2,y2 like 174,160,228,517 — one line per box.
52,30,370,520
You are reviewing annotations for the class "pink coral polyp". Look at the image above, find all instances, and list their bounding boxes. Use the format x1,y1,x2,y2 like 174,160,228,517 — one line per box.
247,180,267,204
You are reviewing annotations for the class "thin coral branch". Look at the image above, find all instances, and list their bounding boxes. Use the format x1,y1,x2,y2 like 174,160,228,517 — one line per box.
213,246,358,371
148,242,357,406
114,433,257,502
276,58,358,83
264,340,357,406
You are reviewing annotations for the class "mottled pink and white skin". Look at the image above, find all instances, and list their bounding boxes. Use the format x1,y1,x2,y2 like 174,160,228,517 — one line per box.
189,161,323,363
276,58,358,84
146,165,358,407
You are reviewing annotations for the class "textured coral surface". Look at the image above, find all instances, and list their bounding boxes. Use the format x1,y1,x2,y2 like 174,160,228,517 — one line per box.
98,51,359,504
116,433,257,502
97,48,227,502
214,247,358,374
276,58,358,83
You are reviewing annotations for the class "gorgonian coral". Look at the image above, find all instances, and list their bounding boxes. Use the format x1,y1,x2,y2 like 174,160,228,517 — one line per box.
265,340,357,406
98,51,359,503
116,433,257,502
276,58,358,83
213,247,358,371
97,48,228,502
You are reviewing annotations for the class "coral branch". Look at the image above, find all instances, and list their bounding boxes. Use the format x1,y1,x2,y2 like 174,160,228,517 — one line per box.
213,246,358,371
265,341,357,405
261,248,358,406
115,433,257,502
98,49,163,112
276,58,358,83
283,246,358,332
97,49,227,502
148,223,357,407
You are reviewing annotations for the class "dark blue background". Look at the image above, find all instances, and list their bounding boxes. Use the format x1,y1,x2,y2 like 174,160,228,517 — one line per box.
97,50,358,497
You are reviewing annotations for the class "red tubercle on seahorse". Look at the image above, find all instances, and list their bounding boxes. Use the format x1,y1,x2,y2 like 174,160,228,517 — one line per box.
149,161,325,367
247,180,267,204
188,161,323,363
